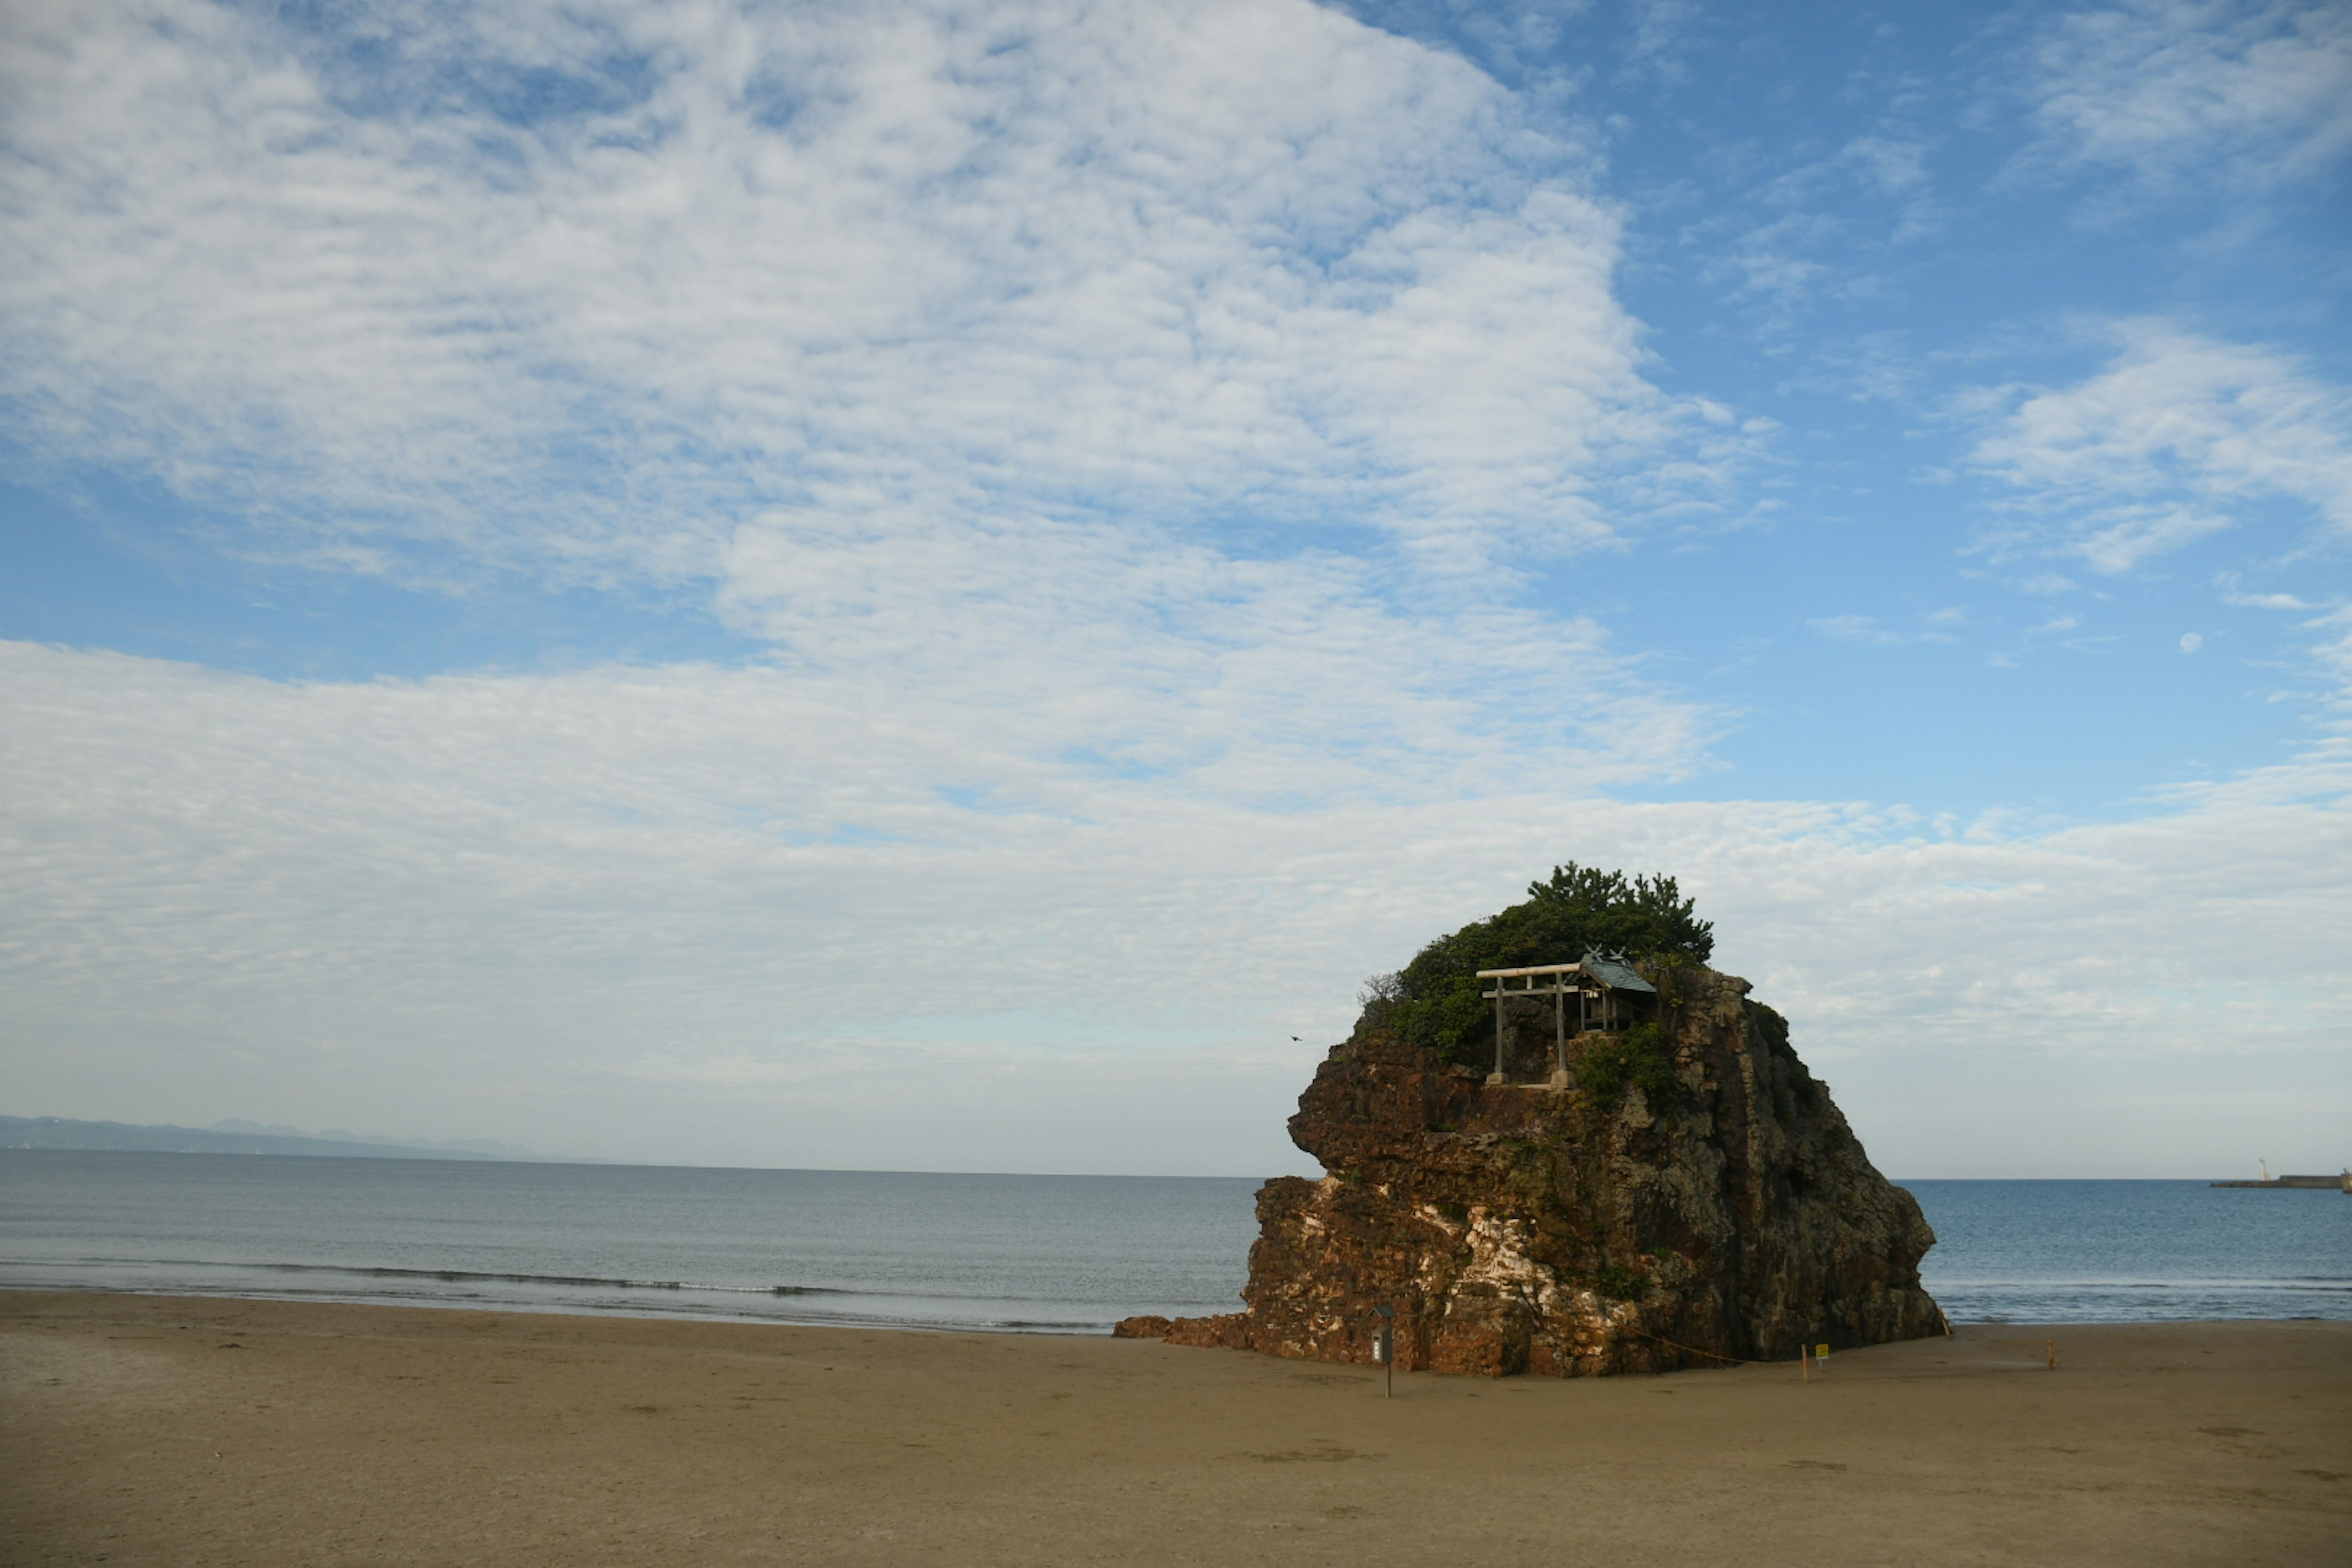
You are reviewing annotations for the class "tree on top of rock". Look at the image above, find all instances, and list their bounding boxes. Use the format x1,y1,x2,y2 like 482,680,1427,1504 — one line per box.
1368,863,1713,1063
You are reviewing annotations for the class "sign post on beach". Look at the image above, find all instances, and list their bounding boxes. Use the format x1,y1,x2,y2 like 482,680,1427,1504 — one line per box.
1373,1304,1395,1398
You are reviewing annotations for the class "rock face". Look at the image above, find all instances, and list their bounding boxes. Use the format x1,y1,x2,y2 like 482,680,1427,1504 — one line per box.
1129,965,1942,1375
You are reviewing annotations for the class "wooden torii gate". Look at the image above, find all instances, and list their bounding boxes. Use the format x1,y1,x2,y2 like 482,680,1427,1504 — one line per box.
1475,957,1654,1086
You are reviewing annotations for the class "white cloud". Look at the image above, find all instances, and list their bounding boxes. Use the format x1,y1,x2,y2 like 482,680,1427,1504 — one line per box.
2307,604,2352,710
1624,0,1701,76
4,3,2347,1184
2222,586,2315,609
711,506,1717,806
0,0,1767,867
0,0,1801,1177
1694,132,1946,330
0,0,1713,582
1969,319,2352,572
1807,612,1962,647
2022,0,2352,191
4,639,2345,1177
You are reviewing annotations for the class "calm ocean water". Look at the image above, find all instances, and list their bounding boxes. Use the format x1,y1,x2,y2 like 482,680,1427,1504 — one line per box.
2,1151,2345,1330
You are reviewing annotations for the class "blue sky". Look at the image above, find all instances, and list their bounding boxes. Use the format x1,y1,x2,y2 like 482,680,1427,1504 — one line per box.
3,0,2346,1175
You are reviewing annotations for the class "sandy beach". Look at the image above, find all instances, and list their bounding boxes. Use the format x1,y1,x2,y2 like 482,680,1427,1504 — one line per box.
3,1291,2346,1566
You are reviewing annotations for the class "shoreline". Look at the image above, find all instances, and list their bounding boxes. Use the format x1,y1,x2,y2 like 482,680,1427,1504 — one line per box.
6,1291,2347,1565
6,1278,2347,1336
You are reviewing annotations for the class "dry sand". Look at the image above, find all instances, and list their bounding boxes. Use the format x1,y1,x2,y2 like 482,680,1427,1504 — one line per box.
3,1291,2346,1566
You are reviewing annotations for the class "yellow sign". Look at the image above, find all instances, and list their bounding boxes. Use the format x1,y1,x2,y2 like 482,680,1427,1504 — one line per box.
1815,1344,1830,1360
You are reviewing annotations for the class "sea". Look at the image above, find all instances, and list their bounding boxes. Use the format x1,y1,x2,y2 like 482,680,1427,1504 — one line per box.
2,1150,2346,1332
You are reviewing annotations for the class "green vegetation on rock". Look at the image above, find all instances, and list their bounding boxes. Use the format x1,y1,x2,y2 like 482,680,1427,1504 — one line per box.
1591,1260,1648,1301
1362,862,1713,1063
1575,1022,1679,1105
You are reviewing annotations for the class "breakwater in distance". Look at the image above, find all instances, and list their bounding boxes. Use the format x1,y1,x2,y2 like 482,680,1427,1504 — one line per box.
2210,1173,2349,1190
2,1151,2346,1331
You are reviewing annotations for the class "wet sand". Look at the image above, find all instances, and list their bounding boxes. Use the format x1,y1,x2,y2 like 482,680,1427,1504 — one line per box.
3,1291,2346,1566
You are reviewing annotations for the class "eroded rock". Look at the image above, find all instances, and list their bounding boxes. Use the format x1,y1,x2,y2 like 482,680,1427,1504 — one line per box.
1121,965,1942,1374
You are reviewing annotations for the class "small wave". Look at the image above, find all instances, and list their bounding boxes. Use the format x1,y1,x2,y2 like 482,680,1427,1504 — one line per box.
134,1259,859,1297
995,1318,1107,1330
1929,1276,2352,1292
271,1262,856,1295
0,1257,1180,1327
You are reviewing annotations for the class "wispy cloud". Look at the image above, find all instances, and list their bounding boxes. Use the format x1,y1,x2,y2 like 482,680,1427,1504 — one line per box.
2017,0,2352,197
1967,319,2352,572
711,510,1718,805
1623,0,1703,81
4,638,2345,1174
1807,608,1965,646
0,0,1729,585
1696,130,1945,322
4,2,2347,1179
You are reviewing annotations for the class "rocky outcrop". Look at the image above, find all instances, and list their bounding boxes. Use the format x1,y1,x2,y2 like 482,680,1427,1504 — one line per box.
1123,965,1942,1374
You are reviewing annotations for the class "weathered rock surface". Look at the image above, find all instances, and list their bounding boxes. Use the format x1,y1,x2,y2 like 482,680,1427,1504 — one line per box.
1125,966,1942,1374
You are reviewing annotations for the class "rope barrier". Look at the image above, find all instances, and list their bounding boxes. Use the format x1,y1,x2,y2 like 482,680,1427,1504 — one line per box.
1611,1308,2035,1371
1417,1305,2039,1374
1616,1321,1769,1365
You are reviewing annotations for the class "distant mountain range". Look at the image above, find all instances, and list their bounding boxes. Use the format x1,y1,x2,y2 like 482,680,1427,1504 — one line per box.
0,1115,601,1163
